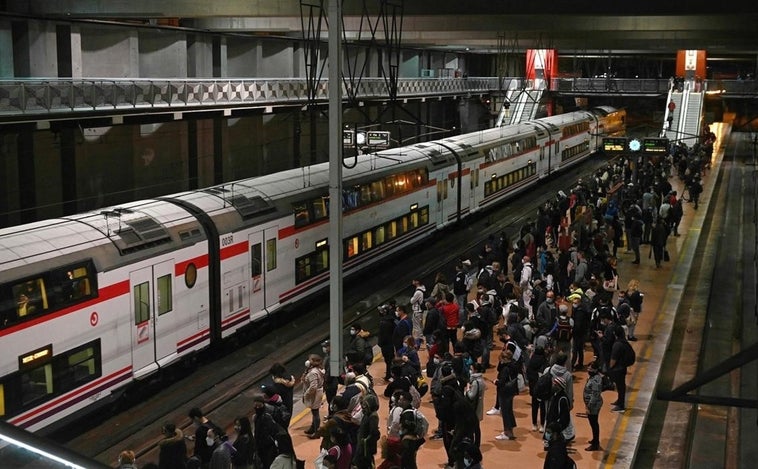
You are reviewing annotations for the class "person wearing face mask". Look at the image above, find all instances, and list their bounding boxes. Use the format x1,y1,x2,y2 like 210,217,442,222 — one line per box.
346,322,373,367
206,427,233,469
542,422,576,469
392,305,412,353
534,290,557,342
188,407,223,469
252,395,284,467
230,416,255,469
302,354,326,438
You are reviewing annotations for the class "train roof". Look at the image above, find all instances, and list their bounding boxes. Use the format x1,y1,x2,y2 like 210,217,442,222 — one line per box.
0,198,203,276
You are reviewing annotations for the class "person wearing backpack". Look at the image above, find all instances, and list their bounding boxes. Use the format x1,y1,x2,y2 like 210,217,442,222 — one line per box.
608,326,632,412
550,304,574,371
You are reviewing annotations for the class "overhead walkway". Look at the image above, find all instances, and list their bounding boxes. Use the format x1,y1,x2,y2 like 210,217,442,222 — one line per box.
1,77,756,126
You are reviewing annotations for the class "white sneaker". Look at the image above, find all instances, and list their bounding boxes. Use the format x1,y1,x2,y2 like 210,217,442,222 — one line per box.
495,432,515,440
486,407,501,416
539,425,544,433
531,424,538,432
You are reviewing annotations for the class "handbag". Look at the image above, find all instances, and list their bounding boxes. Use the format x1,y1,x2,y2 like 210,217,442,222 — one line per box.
603,276,617,292
314,448,329,469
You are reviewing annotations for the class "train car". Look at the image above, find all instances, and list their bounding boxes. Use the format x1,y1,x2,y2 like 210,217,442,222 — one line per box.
0,106,624,433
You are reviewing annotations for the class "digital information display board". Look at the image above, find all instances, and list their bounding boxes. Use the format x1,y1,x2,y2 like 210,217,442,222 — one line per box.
643,138,669,154
603,137,627,153
367,131,391,147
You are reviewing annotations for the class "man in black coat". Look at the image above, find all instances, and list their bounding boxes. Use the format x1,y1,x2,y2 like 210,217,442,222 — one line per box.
377,300,397,381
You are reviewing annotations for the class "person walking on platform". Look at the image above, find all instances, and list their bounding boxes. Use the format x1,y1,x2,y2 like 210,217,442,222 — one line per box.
583,361,604,451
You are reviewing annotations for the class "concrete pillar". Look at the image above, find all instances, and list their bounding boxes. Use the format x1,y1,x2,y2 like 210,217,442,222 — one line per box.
0,20,14,77
187,34,214,78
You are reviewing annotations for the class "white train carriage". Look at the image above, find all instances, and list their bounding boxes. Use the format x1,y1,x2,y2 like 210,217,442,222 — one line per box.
0,106,624,434
0,199,209,432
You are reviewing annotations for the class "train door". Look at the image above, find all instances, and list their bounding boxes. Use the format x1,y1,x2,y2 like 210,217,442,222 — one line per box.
129,260,175,379
436,179,448,225
248,231,266,320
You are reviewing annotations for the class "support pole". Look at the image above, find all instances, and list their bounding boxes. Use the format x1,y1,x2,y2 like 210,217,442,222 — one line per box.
328,0,344,380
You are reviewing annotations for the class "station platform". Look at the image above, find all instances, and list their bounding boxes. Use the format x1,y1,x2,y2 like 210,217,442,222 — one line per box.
288,124,730,469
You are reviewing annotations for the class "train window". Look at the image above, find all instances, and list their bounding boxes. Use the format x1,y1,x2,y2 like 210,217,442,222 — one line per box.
133,282,150,324
12,279,46,319
185,263,197,288
399,216,408,236
371,181,385,202
387,221,397,240
421,207,429,225
21,363,53,407
346,237,359,259
266,239,277,271
312,197,328,220
293,202,310,228
360,185,372,205
409,211,419,229
375,226,386,246
251,243,262,277
57,343,99,392
315,248,329,273
157,274,172,316
361,231,373,251
436,181,443,202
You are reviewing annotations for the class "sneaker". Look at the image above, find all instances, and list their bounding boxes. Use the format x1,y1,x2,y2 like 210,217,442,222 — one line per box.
531,424,538,432
486,407,501,416
430,431,444,441
628,336,638,341
539,425,545,433
585,444,600,451
611,405,626,413
495,432,515,440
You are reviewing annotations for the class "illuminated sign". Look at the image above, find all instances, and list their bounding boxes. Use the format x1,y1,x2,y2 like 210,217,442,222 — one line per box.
603,137,627,153
643,138,669,154
315,239,328,248
366,131,391,147
628,138,642,152
343,130,354,146
19,344,53,370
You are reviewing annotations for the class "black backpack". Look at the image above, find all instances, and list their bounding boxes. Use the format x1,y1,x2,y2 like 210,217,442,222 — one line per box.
533,365,554,401
622,341,636,367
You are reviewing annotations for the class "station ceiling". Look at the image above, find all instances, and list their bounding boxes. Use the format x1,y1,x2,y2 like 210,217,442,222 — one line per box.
5,0,758,56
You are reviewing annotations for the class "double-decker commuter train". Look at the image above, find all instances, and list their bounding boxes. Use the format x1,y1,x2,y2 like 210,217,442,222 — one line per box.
0,106,624,433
